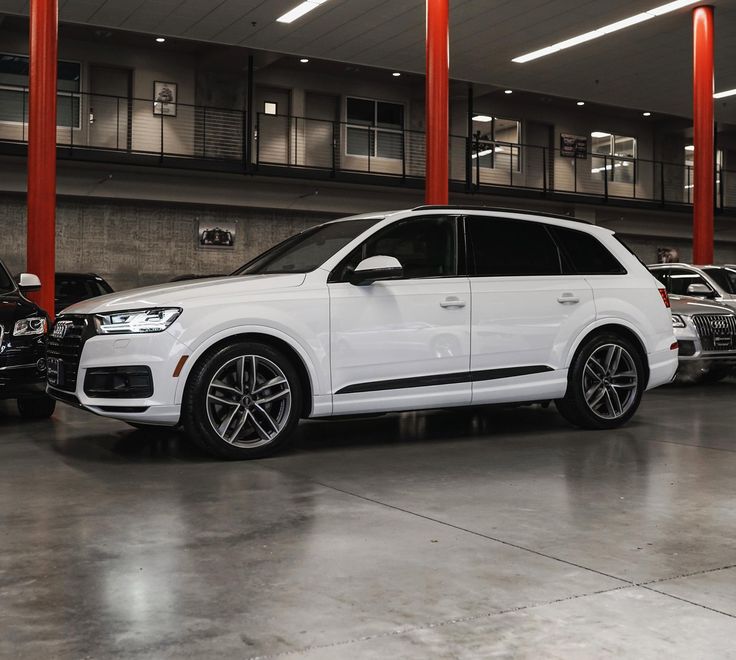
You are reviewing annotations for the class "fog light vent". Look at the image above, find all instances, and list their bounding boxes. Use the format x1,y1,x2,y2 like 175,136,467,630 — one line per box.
84,366,154,398
678,341,696,357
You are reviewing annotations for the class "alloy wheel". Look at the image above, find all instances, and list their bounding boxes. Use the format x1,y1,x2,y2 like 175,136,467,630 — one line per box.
582,343,638,420
206,355,291,447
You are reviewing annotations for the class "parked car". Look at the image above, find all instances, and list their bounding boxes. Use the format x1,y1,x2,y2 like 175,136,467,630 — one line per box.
0,259,55,419
669,294,736,383
55,272,113,315
649,263,736,312
47,207,678,459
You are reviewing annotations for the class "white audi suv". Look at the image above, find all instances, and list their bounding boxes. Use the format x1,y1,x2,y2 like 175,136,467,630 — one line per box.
48,206,678,459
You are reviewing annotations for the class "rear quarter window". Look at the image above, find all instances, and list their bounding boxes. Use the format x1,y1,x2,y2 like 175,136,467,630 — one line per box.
549,226,626,275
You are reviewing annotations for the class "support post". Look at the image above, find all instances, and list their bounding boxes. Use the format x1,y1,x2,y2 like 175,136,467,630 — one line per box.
245,54,254,170
425,0,449,205
26,0,58,317
465,85,473,193
692,5,715,264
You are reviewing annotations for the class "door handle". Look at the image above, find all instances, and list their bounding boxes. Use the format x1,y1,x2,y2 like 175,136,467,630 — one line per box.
440,297,466,309
557,293,580,304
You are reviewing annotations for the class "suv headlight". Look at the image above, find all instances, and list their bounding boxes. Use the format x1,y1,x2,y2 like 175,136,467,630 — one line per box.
671,314,686,328
13,316,47,336
94,308,182,335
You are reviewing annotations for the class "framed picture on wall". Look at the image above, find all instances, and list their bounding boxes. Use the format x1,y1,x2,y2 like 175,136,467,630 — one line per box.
198,219,236,249
153,81,177,116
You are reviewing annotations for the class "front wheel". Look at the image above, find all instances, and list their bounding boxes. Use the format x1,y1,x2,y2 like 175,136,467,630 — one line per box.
182,341,302,459
17,394,56,419
556,333,645,430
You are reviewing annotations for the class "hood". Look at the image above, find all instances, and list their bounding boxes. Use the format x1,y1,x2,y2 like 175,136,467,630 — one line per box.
60,273,307,315
669,294,735,316
0,289,44,324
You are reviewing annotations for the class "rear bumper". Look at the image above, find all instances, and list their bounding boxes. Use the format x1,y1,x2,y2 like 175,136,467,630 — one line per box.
646,347,679,390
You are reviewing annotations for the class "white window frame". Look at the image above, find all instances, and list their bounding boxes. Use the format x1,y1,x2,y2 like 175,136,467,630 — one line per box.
344,96,404,161
591,133,637,182
471,116,522,172
0,51,82,130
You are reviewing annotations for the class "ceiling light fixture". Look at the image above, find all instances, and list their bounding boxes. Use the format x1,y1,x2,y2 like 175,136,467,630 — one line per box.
277,0,329,24
512,0,699,63
591,131,611,138
300,58,309,63
643,111,652,116
714,88,736,99
392,72,401,77
504,89,513,94
156,37,166,43
577,101,585,106
685,144,695,151
472,114,493,122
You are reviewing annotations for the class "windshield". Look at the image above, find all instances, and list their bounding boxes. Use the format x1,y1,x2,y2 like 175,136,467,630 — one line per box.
233,218,381,276
0,262,15,294
703,267,736,294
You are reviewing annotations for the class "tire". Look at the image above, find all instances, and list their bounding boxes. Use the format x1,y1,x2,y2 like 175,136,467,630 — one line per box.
701,365,731,384
17,394,56,420
556,332,645,430
182,341,302,459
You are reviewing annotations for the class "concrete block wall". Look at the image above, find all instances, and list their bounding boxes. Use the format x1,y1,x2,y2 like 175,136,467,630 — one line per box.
1,194,332,292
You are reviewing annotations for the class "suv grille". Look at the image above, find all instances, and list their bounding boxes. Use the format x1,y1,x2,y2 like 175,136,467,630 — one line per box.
46,315,93,392
691,314,736,352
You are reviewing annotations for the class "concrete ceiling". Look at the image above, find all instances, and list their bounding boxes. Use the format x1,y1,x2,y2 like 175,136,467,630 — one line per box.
2,0,736,122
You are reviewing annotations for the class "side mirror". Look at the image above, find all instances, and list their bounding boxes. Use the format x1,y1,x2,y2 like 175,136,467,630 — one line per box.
349,255,403,286
687,282,715,298
17,273,41,293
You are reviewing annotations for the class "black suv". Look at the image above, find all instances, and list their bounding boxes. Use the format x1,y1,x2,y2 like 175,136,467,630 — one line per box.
55,272,113,315
0,259,55,418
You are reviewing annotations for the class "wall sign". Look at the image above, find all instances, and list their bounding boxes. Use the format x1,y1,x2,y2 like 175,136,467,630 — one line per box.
560,133,588,159
198,219,236,249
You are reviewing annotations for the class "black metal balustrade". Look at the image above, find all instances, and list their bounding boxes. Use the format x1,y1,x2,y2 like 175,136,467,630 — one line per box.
0,88,733,211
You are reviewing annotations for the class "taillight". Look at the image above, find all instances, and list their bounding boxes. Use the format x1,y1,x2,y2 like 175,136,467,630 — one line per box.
658,288,671,308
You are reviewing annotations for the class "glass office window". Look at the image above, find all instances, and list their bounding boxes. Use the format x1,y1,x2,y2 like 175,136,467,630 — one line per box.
471,116,521,171
591,132,636,183
346,97,404,160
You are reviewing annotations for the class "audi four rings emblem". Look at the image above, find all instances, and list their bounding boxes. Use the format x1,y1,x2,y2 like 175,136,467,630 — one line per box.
52,320,73,339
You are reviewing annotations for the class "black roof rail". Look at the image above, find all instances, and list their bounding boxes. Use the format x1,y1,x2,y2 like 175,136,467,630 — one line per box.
410,205,592,224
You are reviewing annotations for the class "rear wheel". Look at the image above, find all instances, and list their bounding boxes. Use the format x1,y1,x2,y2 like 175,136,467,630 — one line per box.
17,394,56,420
557,333,644,430
182,341,302,459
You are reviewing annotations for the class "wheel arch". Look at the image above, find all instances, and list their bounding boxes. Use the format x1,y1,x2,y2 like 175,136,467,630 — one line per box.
566,321,650,385
176,329,318,417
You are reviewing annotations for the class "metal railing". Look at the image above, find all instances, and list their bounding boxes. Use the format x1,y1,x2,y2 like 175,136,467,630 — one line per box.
0,88,733,210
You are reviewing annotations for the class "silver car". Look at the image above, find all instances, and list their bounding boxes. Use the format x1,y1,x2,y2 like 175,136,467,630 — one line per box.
649,263,736,311
669,294,736,383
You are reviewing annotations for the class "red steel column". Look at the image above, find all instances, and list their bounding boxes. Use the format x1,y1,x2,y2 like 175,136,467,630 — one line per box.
425,0,449,205
692,5,714,265
26,0,58,316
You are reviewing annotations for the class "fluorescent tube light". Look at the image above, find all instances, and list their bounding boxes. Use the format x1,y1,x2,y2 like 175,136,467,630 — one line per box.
512,0,699,63
591,131,611,138
472,115,493,122
714,88,736,99
277,0,329,24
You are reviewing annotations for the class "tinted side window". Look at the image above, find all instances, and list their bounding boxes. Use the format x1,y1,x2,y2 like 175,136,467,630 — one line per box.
667,268,711,296
332,215,457,281
549,226,626,275
650,268,670,288
467,216,561,276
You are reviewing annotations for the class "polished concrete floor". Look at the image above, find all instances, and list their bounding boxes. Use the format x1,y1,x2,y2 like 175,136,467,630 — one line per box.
1,384,736,659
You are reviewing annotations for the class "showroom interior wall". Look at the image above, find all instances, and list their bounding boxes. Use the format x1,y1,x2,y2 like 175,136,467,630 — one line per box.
2,19,736,286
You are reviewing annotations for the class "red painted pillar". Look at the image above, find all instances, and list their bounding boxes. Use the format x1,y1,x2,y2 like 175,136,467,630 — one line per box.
26,0,58,316
425,0,449,205
692,5,714,265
